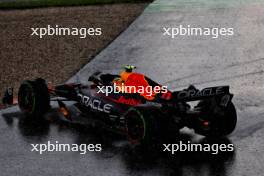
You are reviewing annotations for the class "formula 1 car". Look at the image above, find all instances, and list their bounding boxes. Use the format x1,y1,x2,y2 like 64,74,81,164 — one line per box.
1,70,237,144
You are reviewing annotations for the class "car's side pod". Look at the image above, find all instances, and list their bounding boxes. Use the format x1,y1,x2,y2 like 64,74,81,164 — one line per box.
171,86,232,102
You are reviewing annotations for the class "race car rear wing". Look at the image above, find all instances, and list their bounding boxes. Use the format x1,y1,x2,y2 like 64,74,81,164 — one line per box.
172,86,232,102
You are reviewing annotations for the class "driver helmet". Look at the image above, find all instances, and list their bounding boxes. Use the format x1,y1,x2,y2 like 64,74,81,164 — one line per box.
120,65,136,82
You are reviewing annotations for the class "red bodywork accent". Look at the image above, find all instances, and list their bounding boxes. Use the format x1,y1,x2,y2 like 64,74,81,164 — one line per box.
161,91,172,100
117,96,142,106
124,73,155,100
98,92,142,106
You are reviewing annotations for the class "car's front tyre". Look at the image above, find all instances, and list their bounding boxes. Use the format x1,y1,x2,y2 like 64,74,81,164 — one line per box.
18,78,50,118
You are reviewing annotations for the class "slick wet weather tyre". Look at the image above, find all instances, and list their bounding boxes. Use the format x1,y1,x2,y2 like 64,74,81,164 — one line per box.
18,78,50,118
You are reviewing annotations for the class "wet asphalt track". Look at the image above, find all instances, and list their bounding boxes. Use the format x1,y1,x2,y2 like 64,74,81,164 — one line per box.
1,0,264,176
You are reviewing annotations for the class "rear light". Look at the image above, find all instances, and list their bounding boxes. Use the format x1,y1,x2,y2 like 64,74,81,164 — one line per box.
203,121,209,126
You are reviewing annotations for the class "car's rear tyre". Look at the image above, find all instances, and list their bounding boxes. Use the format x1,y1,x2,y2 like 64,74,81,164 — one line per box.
18,78,50,118
124,106,176,146
195,99,237,137
124,108,148,145
124,107,160,145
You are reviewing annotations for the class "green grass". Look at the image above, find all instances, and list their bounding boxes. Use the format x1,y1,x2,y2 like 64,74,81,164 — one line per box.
0,0,152,9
